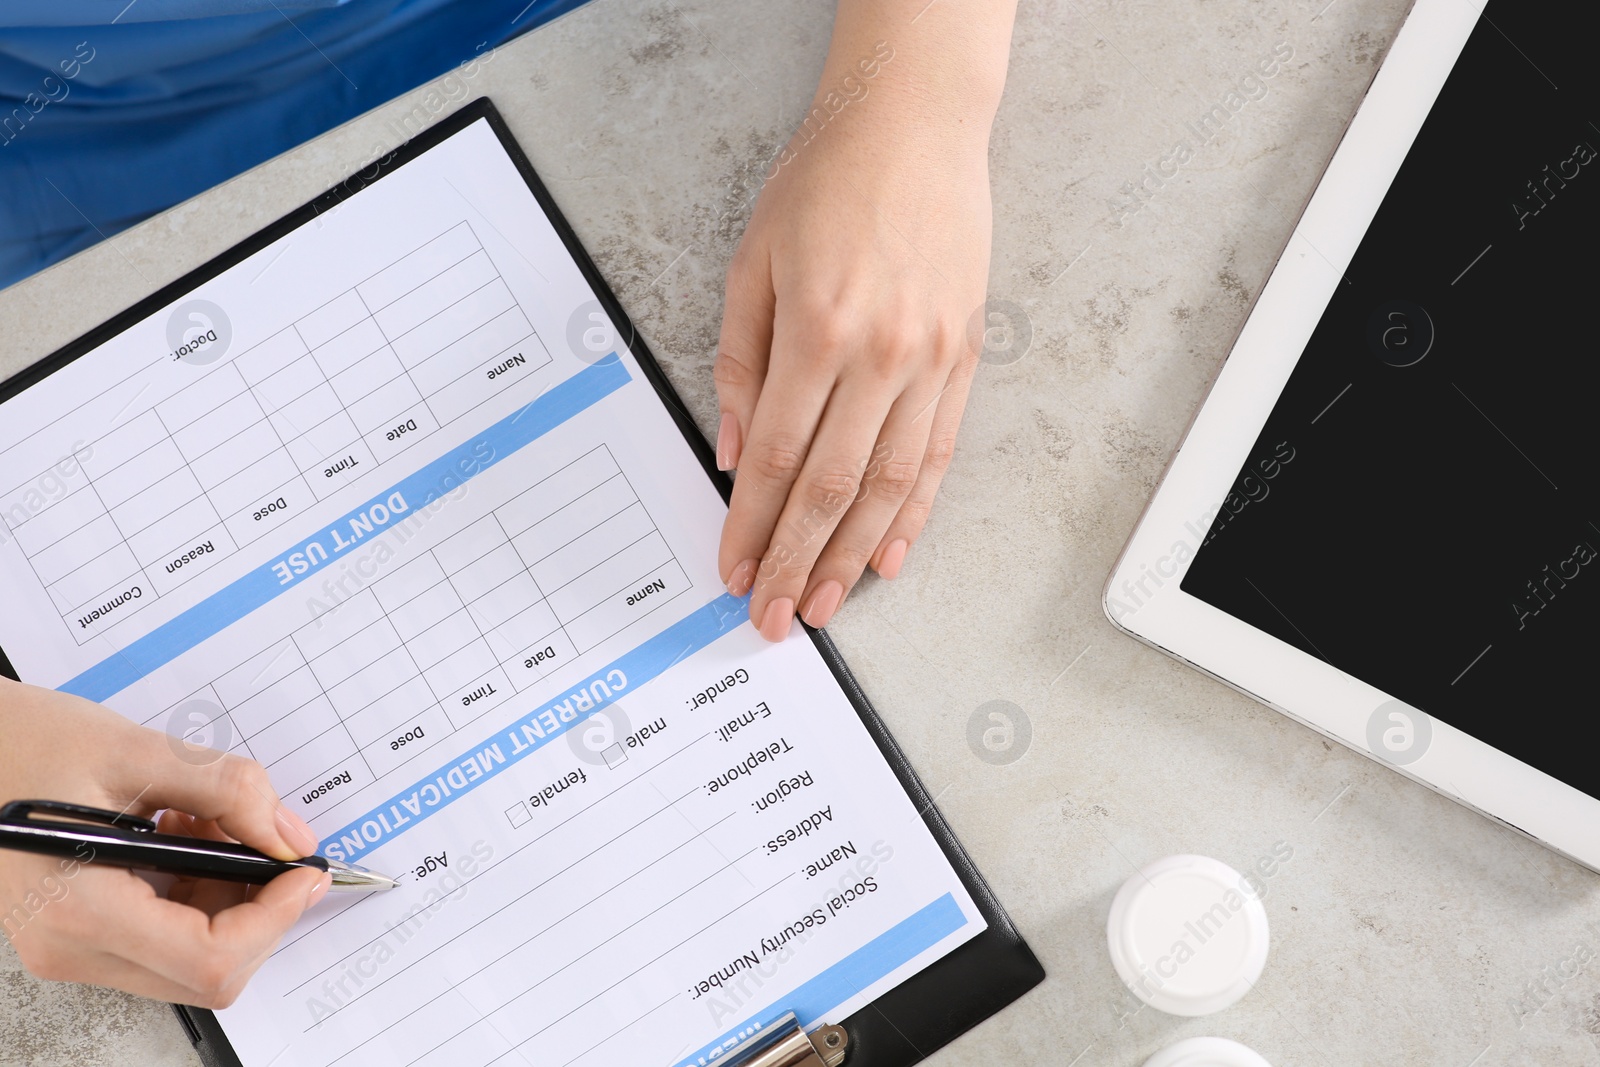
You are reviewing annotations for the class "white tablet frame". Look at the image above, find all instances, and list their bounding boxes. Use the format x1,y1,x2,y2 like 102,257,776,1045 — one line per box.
1104,0,1600,871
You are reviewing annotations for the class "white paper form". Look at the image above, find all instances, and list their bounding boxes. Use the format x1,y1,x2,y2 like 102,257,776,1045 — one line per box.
0,114,985,1067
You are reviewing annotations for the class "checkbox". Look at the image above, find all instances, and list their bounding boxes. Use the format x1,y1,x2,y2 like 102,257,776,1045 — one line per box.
602,743,627,769
505,801,531,828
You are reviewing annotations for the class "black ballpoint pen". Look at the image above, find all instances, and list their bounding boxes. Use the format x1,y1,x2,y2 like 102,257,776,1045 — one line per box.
0,800,399,892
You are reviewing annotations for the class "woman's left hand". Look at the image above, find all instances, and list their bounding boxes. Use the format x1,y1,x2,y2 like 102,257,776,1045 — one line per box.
713,42,1001,640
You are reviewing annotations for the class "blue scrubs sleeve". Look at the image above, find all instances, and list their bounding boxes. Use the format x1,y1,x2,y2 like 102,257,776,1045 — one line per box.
0,0,588,290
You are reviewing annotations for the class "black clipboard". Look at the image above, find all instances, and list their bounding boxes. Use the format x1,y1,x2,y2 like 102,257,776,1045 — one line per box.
0,97,1044,1067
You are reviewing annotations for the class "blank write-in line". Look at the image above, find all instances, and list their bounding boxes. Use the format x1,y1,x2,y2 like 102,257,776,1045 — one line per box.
278,731,710,962
282,778,696,981
301,810,743,1027
380,872,794,1067
553,991,682,1067
478,874,797,1067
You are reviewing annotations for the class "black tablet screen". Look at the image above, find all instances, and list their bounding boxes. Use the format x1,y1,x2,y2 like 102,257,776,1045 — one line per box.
1180,3,1600,797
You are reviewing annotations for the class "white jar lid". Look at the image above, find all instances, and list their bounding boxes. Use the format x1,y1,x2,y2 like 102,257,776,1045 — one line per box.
1142,1037,1274,1067
1106,854,1269,1016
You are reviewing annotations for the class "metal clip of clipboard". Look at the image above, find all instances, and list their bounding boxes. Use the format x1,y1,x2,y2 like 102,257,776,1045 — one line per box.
711,1011,849,1067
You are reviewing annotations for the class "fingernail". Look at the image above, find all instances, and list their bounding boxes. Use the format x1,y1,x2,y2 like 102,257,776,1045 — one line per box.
801,580,844,628
876,539,909,580
306,872,333,909
277,807,317,856
727,558,759,597
759,597,794,642
716,413,742,471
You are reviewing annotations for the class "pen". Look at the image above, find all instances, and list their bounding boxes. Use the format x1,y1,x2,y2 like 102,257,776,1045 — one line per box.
0,800,399,892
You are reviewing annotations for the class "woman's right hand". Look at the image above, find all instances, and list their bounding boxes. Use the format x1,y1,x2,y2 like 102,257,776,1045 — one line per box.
0,678,331,1007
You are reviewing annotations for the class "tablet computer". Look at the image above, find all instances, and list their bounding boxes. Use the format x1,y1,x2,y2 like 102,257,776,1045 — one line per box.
1106,0,1600,867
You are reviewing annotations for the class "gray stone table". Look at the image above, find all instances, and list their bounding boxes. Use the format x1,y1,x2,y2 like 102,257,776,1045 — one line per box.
4,1,1597,1064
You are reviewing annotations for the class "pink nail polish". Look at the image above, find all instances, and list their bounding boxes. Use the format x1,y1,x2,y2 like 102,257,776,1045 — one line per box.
716,414,742,471
876,539,909,580
801,580,844,628
759,598,795,642
727,558,759,597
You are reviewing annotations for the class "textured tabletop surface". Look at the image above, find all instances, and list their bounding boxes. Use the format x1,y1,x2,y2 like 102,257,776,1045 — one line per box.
5,1,1598,1065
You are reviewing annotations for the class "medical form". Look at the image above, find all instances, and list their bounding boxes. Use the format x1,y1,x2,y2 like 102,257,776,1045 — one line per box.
0,108,986,1066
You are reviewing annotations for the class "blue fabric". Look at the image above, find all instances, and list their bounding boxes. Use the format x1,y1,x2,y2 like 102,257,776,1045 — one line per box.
0,0,588,290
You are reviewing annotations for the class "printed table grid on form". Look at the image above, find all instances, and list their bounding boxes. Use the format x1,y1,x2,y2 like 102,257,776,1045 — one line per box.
0,220,551,647
143,444,693,815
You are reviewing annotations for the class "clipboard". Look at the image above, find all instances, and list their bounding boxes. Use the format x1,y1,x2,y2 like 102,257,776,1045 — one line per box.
0,97,1044,1067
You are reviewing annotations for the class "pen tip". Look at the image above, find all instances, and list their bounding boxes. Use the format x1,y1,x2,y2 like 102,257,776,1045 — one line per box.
324,858,401,892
